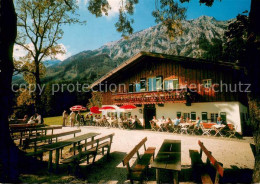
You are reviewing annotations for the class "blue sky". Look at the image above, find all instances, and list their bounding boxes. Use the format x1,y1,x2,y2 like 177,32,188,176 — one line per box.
19,0,251,60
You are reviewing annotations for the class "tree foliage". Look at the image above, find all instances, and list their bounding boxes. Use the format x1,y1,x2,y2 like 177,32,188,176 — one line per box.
88,0,111,17
224,12,249,63
153,0,186,40
87,91,103,109
115,0,139,38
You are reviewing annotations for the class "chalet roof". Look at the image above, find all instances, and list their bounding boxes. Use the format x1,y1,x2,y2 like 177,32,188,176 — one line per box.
90,51,240,89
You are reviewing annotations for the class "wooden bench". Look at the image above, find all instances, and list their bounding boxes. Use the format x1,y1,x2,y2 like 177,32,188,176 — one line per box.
23,129,81,153
60,133,115,174
122,137,156,184
189,140,224,184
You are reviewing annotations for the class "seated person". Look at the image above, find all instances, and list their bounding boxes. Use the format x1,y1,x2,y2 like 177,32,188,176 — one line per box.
180,116,185,123
22,115,29,123
101,115,108,126
35,113,43,124
164,117,173,131
132,115,143,129
160,116,166,122
119,116,128,128
216,117,222,125
174,117,181,126
110,115,117,127
123,114,128,121
150,115,158,125
27,115,36,124
149,116,159,130
186,117,192,124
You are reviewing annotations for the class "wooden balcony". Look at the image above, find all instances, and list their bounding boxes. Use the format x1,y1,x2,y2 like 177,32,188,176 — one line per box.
112,89,192,105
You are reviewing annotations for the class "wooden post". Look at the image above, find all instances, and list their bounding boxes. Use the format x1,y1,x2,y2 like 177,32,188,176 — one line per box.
173,171,179,184
48,150,53,172
156,169,160,184
206,151,212,166
54,149,60,172
19,131,23,146
137,150,141,160
215,162,223,184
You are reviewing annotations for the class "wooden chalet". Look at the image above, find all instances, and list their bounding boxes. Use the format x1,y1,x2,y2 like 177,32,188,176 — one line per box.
90,52,249,134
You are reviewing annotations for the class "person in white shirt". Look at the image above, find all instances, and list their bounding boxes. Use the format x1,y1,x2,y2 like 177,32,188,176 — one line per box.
27,116,36,124
35,113,42,124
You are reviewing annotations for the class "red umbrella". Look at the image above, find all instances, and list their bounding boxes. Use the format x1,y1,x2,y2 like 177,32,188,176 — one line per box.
120,104,137,110
70,105,87,111
90,106,102,114
99,106,115,110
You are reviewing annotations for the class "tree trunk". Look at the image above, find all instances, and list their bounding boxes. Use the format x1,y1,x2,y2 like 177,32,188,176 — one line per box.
34,61,41,113
247,0,260,182
0,0,19,182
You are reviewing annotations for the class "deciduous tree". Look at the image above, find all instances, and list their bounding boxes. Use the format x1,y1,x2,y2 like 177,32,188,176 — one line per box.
15,0,85,112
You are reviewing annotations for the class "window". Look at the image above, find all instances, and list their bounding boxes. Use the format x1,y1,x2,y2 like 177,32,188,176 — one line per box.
177,112,181,118
148,76,163,91
210,113,218,122
202,79,212,88
135,83,141,92
148,77,156,91
129,84,134,93
183,113,190,119
164,79,179,90
156,76,163,90
202,112,208,122
191,112,196,121
220,112,226,123
140,78,146,91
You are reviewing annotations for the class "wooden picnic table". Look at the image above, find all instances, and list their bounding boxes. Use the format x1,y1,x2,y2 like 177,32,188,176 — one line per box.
41,132,100,172
151,139,181,184
9,123,45,128
10,125,62,146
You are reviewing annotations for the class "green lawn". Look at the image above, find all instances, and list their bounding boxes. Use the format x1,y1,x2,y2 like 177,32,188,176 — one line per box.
44,116,63,126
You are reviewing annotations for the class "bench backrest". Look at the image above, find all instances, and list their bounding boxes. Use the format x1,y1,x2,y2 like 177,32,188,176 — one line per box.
198,140,224,183
97,133,115,143
122,137,147,166
71,133,115,153
31,129,81,142
70,139,99,153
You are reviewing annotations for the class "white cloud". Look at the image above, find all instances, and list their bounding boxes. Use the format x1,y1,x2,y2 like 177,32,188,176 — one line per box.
13,43,35,60
106,0,122,17
55,44,72,61
13,43,71,62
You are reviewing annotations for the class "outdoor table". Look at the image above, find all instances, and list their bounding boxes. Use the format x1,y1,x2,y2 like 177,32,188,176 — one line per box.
179,123,191,134
9,123,44,128
151,139,181,184
212,124,226,137
41,132,100,172
10,124,49,146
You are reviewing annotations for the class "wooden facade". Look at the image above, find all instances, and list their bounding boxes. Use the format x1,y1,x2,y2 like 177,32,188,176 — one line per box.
91,52,247,106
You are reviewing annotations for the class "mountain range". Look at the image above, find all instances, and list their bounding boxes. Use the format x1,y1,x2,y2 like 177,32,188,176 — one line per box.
14,16,231,84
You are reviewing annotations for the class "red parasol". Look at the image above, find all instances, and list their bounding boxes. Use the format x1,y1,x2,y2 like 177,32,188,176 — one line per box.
90,106,102,114
70,105,87,111
119,104,137,110
99,106,115,110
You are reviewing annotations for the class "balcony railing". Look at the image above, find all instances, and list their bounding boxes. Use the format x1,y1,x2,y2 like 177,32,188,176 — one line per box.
112,89,189,105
